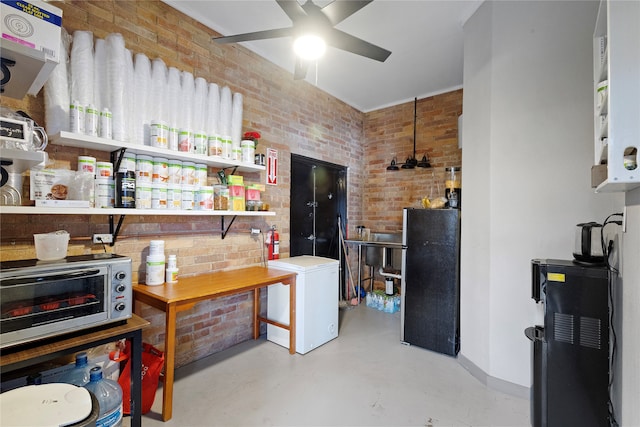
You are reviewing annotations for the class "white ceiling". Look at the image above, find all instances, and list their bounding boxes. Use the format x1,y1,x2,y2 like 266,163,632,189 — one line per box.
164,0,482,113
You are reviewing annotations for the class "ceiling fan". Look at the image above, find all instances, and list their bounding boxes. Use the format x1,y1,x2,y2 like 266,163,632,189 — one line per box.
212,0,391,80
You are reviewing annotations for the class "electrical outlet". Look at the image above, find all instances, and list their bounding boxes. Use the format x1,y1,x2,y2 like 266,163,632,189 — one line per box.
93,234,113,244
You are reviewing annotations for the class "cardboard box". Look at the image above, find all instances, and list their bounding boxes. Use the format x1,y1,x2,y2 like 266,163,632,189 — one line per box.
228,185,245,198
226,175,244,185
1,0,62,62
1,0,62,95
245,188,261,201
591,164,607,188
230,197,245,211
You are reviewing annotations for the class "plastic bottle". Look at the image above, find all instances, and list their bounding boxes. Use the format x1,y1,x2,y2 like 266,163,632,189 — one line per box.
84,366,123,427
59,352,91,386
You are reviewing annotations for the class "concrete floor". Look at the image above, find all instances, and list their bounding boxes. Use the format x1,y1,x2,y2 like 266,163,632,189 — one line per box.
136,305,530,426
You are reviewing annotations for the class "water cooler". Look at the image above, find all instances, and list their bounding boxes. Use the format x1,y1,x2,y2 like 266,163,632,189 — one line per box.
525,259,610,427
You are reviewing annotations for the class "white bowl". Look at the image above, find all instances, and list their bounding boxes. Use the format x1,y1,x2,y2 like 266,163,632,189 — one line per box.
34,231,70,261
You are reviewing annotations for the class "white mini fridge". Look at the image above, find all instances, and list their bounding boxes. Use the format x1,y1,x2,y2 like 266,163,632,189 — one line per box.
267,256,339,354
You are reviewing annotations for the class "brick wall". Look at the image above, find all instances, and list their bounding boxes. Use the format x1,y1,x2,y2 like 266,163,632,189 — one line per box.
0,1,461,367
363,91,463,232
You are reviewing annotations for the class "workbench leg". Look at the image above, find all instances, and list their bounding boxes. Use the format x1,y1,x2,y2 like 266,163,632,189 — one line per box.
162,304,177,421
130,329,143,427
288,279,296,355
253,288,260,339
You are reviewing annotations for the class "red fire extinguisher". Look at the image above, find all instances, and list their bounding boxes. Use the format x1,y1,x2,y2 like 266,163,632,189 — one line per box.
265,226,279,260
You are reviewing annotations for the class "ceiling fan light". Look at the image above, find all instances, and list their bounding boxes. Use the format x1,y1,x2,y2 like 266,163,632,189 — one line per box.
293,34,326,60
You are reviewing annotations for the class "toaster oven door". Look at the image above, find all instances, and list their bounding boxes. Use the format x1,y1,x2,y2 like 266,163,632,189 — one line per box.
0,266,109,348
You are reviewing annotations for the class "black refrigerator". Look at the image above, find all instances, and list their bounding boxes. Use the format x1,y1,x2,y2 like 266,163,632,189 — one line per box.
526,259,610,427
401,208,460,356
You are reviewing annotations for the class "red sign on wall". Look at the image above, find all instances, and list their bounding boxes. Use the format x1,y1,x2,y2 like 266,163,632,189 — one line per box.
266,148,278,185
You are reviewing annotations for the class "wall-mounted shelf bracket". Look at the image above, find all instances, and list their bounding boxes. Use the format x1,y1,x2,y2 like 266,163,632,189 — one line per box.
221,215,238,239
109,214,126,246
110,147,127,172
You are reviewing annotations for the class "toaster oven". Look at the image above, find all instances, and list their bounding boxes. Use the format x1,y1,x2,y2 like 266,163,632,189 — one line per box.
0,254,132,349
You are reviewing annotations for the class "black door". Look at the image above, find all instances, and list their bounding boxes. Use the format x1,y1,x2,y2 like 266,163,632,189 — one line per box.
290,154,346,260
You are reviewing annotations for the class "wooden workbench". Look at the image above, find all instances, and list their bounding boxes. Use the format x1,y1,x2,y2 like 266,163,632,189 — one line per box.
133,266,297,421
0,314,149,427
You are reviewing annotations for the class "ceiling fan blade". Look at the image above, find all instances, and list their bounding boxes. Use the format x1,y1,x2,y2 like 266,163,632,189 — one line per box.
294,58,309,80
321,1,373,26
213,27,292,44
276,0,308,22
326,28,391,62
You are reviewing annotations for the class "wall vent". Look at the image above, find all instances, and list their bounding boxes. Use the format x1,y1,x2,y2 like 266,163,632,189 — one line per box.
580,317,602,349
553,312,575,344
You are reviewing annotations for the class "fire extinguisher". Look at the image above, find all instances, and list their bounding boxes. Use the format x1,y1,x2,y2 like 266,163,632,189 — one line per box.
265,225,279,260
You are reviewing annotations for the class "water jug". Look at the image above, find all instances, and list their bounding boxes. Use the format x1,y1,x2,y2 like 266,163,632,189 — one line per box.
84,366,123,427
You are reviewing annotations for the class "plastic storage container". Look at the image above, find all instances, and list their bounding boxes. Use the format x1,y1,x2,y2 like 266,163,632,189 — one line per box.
34,230,69,261
60,352,92,386
84,366,123,427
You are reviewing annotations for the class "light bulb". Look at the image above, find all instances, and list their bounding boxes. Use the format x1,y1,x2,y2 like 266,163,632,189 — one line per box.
293,34,326,61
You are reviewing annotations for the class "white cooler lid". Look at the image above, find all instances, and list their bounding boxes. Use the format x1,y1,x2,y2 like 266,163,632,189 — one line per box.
0,383,92,427
269,255,338,272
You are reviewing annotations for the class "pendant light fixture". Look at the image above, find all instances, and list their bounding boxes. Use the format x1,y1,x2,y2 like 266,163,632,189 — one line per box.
386,97,431,171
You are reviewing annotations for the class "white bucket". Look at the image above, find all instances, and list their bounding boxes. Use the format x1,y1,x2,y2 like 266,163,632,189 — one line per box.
135,155,153,183
135,183,152,209
181,185,195,210
96,161,113,178
196,186,214,210
146,253,165,286
78,156,96,175
167,159,182,184
167,184,182,210
181,162,196,185
208,135,222,157
150,120,169,149
194,164,207,187
151,183,168,209
152,157,169,183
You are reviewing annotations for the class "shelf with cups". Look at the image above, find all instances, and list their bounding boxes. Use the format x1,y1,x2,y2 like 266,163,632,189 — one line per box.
50,131,266,173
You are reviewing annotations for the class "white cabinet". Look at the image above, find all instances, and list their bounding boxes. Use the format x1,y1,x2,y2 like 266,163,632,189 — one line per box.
592,0,640,192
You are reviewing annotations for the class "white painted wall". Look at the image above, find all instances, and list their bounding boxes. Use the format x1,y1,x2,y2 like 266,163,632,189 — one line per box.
461,0,624,391
619,188,640,425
